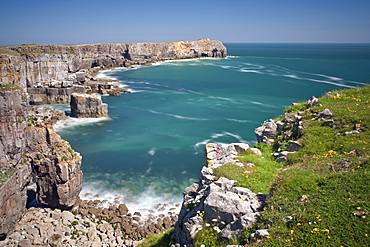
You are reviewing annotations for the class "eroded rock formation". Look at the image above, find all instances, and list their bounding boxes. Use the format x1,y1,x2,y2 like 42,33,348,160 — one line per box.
171,143,268,247
0,89,82,238
70,93,108,118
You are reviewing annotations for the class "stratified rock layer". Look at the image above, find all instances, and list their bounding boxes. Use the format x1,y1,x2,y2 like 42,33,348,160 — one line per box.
0,39,227,88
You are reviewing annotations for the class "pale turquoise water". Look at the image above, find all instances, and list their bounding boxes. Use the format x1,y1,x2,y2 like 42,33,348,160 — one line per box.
57,43,370,204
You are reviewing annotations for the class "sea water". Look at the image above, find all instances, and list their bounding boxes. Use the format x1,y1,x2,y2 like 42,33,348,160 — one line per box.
56,43,370,211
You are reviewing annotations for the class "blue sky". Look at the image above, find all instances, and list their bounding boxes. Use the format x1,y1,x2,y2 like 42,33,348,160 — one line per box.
1,0,369,45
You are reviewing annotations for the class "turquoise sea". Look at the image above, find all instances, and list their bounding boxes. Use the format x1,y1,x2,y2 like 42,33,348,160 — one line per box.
56,43,370,208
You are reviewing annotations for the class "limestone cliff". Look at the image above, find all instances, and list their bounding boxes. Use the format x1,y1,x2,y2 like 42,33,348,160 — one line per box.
0,39,227,88
0,88,82,238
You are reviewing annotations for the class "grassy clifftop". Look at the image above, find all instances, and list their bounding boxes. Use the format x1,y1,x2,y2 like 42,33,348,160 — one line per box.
244,85,370,246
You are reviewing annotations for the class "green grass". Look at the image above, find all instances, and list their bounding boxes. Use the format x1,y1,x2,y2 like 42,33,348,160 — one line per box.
213,143,282,194
0,48,19,56
137,228,173,247
0,84,22,92
194,226,240,247
0,169,17,187
247,86,370,246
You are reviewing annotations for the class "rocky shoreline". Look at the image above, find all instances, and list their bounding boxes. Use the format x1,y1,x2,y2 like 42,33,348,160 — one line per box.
1,198,179,247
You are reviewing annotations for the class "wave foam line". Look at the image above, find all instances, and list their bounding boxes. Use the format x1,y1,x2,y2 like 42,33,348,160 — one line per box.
211,131,248,143
148,109,209,121
226,118,253,123
194,138,211,153
53,117,110,132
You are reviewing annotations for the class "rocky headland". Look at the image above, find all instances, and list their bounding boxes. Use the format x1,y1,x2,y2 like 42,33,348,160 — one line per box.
0,39,227,246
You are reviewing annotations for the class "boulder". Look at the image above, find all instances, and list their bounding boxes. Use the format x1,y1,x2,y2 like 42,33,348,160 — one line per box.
318,108,333,120
306,96,318,108
75,72,86,83
285,141,303,152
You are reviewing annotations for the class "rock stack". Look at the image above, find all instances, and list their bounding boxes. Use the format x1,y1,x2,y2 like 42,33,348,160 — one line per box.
70,93,108,118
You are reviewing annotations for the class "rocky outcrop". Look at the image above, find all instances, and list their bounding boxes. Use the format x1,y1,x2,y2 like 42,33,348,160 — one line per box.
70,93,108,118
0,88,83,238
25,125,82,209
171,143,268,247
254,119,278,145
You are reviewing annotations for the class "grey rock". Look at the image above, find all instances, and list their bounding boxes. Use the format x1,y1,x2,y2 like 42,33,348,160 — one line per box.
62,210,75,224
254,119,278,144
255,229,270,238
306,96,318,108
345,130,361,135
76,72,86,82
70,93,108,118
214,177,235,191
285,141,303,152
250,148,262,156
283,215,293,222
318,108,333,119
231,143,250,153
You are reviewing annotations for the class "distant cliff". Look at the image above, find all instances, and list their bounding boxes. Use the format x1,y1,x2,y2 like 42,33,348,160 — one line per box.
0,39,227,88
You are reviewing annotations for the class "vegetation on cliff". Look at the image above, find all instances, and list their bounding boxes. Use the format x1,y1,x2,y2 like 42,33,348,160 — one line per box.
251,85,370,246
0,84,22,92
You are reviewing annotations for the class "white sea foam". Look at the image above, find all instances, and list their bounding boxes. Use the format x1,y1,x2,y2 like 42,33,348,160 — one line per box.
226,118,252,123
80,184,182,221
307,78,354,88
211,131,248,143
148,148,156,156
148,109,209,121
53,117,110,132
239,69,263,74
194,138,211,153
283,74,300,79
249,101,281,109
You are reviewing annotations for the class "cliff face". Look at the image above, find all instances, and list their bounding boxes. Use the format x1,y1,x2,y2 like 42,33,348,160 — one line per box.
0,89,82,238
0,39,227,88
0,89,28,170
